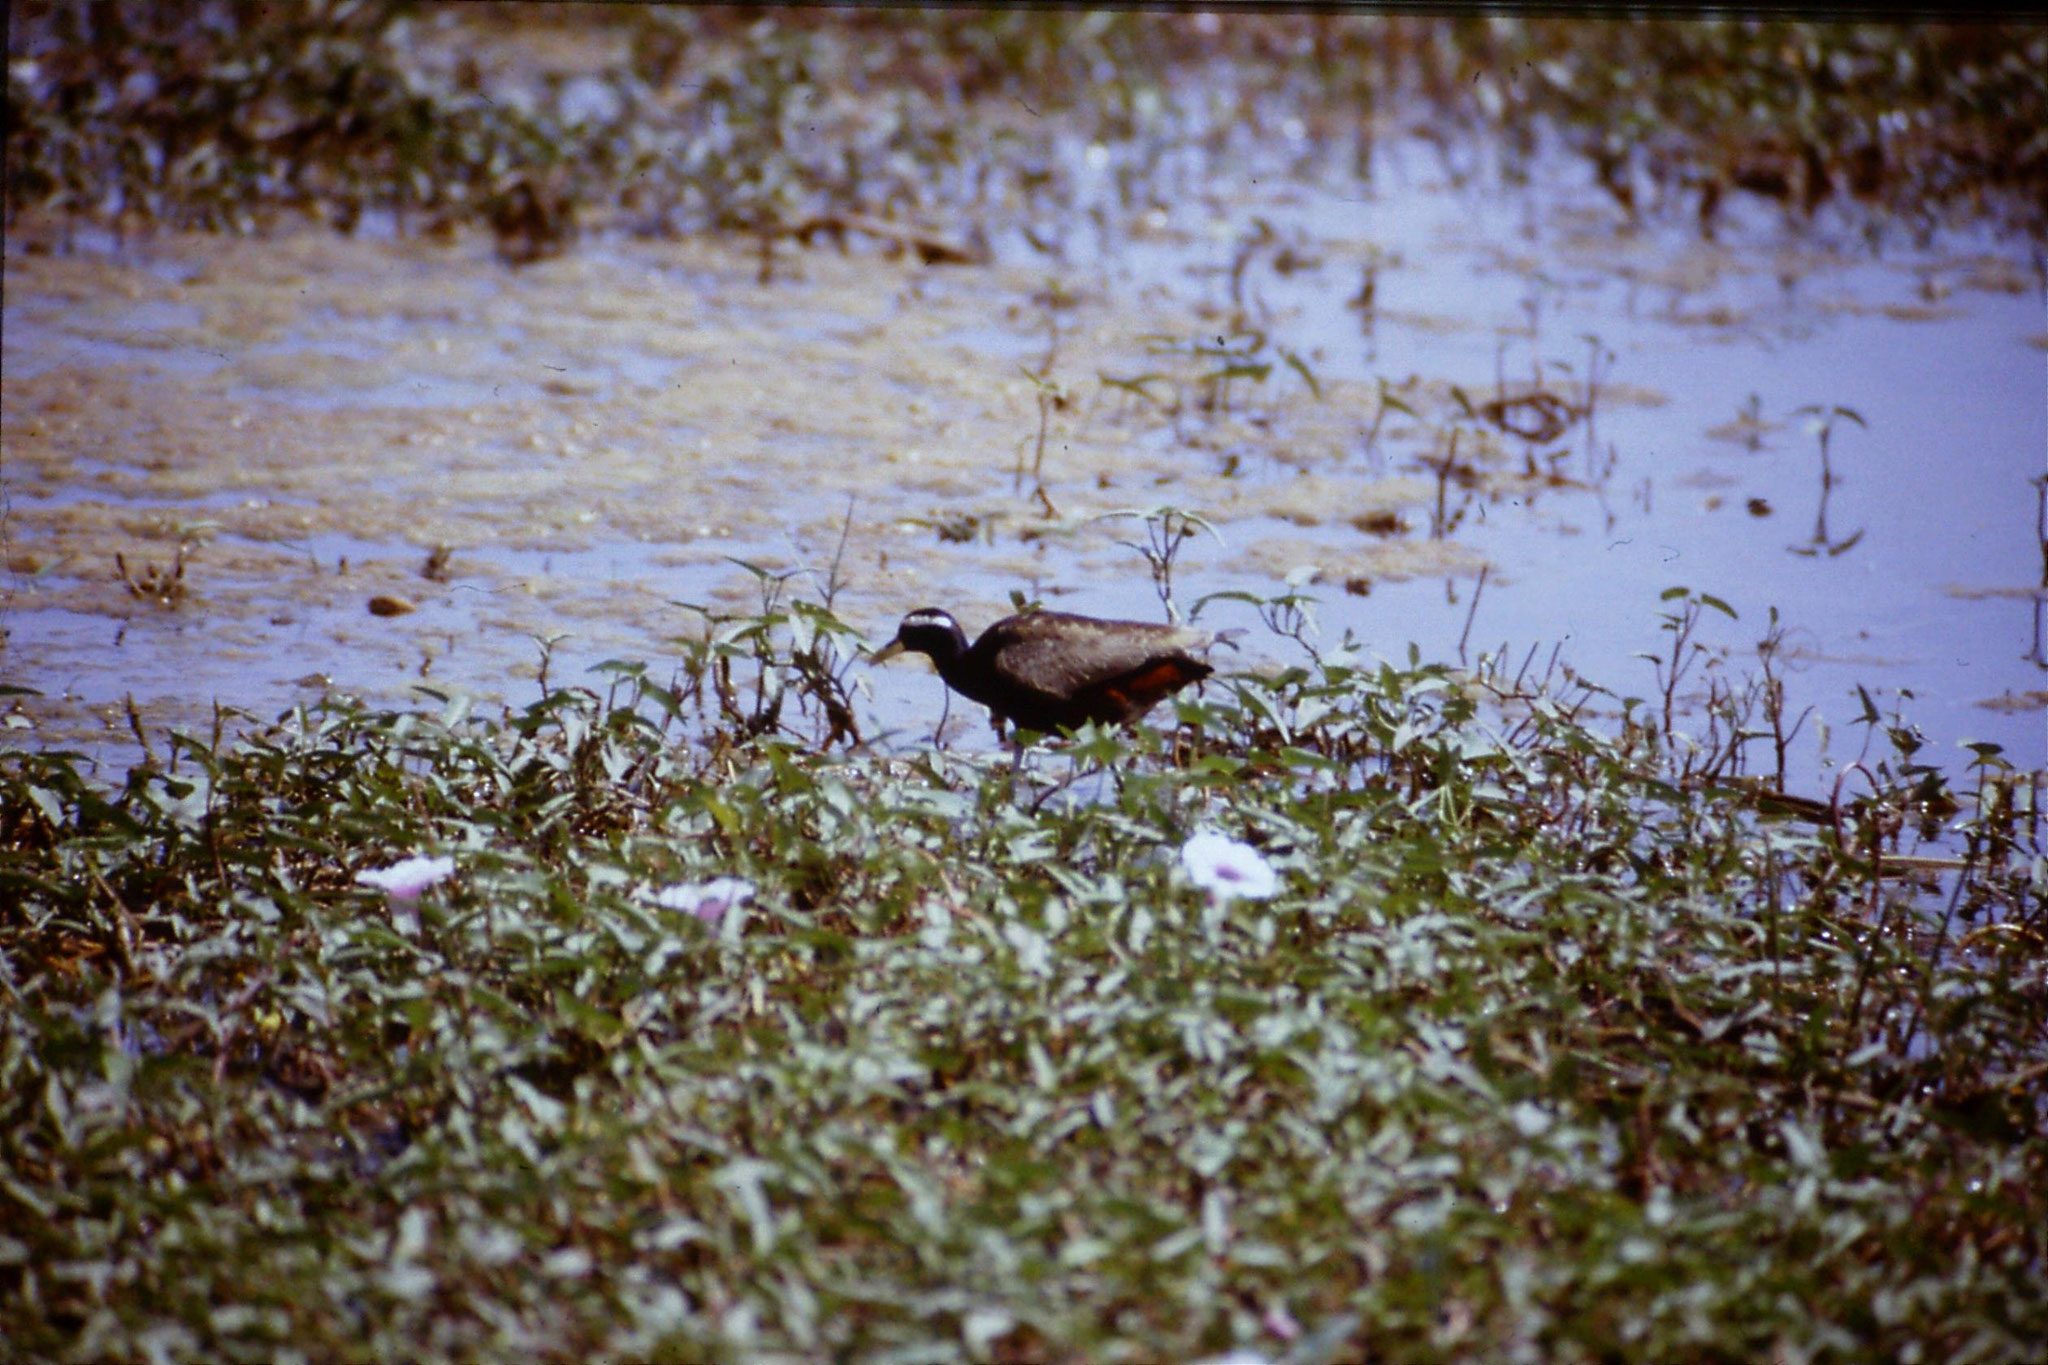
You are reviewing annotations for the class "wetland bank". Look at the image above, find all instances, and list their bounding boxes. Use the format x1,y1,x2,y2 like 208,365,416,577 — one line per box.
4,9,2047,1364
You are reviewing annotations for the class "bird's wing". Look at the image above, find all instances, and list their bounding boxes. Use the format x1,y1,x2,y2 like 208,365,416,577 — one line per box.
983,615,1213,696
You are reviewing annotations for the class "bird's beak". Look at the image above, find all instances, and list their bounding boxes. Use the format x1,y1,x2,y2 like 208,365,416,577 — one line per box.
869,638,907,664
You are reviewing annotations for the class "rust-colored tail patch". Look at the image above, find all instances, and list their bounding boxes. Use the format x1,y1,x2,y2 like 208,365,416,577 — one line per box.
1101,658,1210,717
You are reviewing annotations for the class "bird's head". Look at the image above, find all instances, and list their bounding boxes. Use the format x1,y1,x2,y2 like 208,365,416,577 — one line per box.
871,607,968,665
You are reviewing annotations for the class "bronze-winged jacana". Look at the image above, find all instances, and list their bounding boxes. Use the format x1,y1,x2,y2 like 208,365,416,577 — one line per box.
872,607,1230,736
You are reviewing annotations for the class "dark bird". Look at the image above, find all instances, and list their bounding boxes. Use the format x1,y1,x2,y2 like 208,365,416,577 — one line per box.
872,607,1231,736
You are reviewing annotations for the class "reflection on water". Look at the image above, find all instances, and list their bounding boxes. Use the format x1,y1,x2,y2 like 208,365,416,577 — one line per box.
3,132,2042,789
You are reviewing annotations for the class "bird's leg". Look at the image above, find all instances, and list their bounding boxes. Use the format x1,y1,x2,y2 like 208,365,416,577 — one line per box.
992,713,1026,786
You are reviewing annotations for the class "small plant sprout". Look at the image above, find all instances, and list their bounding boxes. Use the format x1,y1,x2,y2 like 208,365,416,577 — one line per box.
1015,353,1072,513
1202,571,1324,662
1192,328,1275,418
1361,376,1416,467
1095,506,1221,623
671,554,866,749
1792,402,1865,491
2032,472,2047,586
1581,330,1613,450
1426,427,1470,540
651,877,755,924
1788,402,1867,556
355,854,455,903
1179,831,1278,904
1638,585,1737,766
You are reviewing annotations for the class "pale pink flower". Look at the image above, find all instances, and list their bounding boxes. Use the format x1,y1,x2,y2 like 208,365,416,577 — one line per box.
1179,832,1278,904
355,855,455,903
652,877,755,924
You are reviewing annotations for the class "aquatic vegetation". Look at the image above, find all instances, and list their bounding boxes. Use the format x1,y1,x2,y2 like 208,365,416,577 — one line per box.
1791,402,1869,556
6,8,2046,1356
9,8,2044,249
1441,18,2048,244
1794,402,1867,493
111,545,188,609
2,596,2042,1362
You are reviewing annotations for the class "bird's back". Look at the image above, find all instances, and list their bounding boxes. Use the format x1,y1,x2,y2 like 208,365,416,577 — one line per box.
958,611,1219,731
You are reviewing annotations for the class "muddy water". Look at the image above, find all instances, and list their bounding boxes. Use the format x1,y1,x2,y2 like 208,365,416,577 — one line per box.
3,134,2043,789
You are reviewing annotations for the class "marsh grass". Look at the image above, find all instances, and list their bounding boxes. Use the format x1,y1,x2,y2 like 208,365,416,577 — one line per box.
3,593,2043,1364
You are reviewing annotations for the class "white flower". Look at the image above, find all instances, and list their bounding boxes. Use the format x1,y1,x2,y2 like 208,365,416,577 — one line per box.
651,877,755,924
1179,831,1278,903
355,855,455,902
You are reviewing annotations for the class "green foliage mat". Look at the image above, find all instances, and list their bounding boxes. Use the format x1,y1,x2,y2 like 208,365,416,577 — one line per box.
3,604,2043,1363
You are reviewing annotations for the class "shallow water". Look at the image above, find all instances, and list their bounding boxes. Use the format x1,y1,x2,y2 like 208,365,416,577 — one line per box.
2,129,2042,793
1208,143,2047,783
